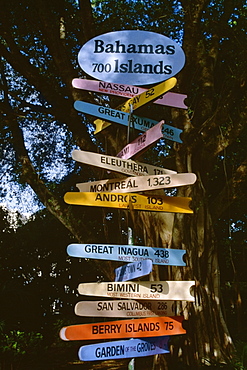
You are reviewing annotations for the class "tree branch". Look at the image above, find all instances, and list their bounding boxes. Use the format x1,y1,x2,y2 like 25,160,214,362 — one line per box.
210,158,247,220
78,0,97,40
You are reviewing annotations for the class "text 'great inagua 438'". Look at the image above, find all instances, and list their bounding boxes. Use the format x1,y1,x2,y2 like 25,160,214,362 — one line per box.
78,30,185,85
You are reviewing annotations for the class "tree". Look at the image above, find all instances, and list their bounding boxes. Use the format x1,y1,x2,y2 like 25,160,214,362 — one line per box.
0,0,246,368
0,205,102,369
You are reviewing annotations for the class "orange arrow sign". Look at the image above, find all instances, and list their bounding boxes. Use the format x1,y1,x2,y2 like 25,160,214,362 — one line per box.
60,316,185,341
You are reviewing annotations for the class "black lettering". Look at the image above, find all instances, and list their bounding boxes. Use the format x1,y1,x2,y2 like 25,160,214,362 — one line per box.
164,65,172,74
92,325,98,334
166,45,175,55
138,44,154,54
116,40,126,53
119,63,128,73
94,40,104,53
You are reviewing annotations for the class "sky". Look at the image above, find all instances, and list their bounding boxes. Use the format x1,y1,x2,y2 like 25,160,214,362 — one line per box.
0,180,43,217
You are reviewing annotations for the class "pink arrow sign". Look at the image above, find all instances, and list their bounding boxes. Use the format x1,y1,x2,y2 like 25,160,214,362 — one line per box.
117,120,163,159
72,79,188,109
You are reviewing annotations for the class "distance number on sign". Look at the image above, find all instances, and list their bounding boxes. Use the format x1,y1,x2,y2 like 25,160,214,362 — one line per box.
147,176,171,187
154,250,169,259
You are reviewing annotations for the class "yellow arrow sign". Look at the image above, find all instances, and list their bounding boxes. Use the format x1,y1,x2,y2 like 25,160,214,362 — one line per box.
64,192,193,214
94,77,177,134
118,77,177,112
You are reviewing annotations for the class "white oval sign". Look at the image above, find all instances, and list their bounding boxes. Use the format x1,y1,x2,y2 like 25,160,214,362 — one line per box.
78,30,185,85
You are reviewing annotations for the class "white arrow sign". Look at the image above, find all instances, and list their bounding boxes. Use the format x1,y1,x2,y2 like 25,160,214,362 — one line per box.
75,300,176,318
76,173,196,193
77,281,195,301
72,149,176,176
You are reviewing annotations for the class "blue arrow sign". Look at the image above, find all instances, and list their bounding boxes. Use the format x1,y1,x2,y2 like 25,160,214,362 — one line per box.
74,100,183,143
115,260,152,282
67,244,186,266
78,336,170,361
74,100,129,126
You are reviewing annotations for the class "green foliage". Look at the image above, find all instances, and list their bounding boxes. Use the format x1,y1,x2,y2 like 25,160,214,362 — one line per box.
218,340,247,370
0,329,43,357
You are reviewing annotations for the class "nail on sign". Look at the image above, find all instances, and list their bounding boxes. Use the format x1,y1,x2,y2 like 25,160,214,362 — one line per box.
64,192,193,214
72,149,177,176
75,300,176,318
78,336,170,361
77,281,195,301
77,30,185,85
115,260,152,281
72,79,187,109
76,173,196,194
67,244,186,266
60,316,185,341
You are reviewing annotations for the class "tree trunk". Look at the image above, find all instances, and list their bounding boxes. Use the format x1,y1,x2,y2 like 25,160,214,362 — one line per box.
133,152,234,369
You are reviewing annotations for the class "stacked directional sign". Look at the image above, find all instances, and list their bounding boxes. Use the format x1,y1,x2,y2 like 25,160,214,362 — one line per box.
60,29,196,363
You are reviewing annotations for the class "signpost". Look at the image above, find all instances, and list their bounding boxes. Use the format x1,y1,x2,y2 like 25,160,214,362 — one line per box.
77,30,185,85
60,316,185,341
71,149,177,176
72,78,188,109
76,173,197,193
64,191,193,213
78,336,170,361
60,28,192,365
115,260,153,281
77,281,195,301
67,243,186,266
74,300,176,318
